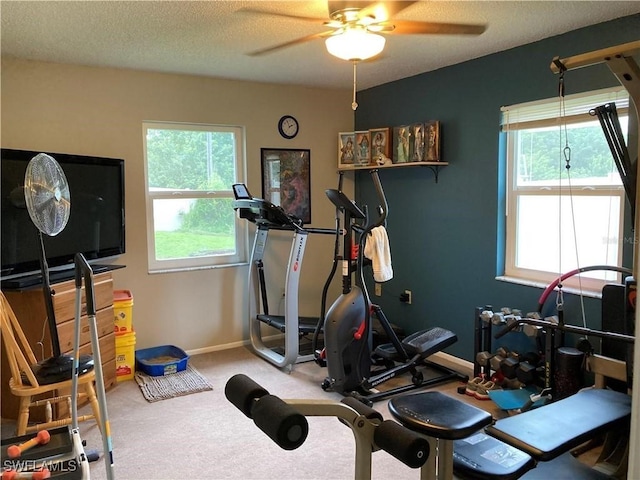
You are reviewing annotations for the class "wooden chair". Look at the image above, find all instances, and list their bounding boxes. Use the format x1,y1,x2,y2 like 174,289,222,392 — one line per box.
0,291,101,436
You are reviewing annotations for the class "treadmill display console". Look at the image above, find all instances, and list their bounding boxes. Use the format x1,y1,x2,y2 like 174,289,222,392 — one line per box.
232,183,302,229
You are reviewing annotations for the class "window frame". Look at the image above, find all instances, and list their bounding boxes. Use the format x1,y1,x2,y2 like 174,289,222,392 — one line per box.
143,121,247,274
501,87,629,293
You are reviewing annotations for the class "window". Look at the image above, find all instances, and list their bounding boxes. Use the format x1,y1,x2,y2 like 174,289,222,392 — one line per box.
143,122,246,273
501,87,629,291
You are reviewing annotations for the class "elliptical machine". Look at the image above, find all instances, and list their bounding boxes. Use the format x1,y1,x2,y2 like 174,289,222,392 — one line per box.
319,169,466,403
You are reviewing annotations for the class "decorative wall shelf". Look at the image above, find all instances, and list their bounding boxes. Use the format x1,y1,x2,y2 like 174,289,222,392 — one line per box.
338,161,448,182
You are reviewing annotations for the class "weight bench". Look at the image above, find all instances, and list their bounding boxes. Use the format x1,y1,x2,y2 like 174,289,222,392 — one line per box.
486,388,631,477
389,391,535,479
389,388,631,479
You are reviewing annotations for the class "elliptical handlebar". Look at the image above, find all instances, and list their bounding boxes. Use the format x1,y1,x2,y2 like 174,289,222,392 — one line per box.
362,169,388,235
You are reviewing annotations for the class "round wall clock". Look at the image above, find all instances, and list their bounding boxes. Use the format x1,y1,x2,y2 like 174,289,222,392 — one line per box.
278,115,299,139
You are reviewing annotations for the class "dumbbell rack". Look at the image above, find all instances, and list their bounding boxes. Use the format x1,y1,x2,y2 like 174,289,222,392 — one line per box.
473,305,556,391
474,304,636,395
473,305,493,379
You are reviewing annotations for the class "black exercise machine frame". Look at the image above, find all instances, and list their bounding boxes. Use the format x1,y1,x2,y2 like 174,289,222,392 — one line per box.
321,169,466,403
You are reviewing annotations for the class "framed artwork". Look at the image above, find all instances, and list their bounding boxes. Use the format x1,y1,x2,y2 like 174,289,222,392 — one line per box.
261,148,311,224
338,132,356,169
369,127,391,165
354,131,371,166
409,123,425,162
424,120,441,162
392,125,410,164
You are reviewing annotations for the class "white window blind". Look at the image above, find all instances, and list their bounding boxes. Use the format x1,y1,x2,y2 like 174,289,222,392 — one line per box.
501,87,629,131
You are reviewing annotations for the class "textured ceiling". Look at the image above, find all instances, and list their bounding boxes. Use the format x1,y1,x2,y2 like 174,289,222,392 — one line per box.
1,1,639,91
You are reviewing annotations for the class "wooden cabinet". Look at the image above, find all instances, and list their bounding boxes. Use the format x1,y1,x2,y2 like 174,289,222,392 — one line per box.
1,271,116,420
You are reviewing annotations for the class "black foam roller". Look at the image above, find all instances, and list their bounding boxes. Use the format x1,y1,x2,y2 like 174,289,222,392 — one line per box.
341,396,383,421
374,420,429,469
224,374,269,418
251,394,309,451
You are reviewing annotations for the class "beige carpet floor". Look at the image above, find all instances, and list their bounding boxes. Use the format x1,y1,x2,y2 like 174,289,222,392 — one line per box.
3,346,603,479
78,346,478,479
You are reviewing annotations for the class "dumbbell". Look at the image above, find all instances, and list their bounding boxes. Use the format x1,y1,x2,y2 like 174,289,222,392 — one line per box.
516,361,536,384
500,354,521,379
502,377,524,389
516,352,543,385
544,315,559,325
504,313,522,332
1,469,51,480
516,362,546,386
6,431,50,459
475,351,495,378
479,310,494,324
489,347,510,372
476,351,494,369
523,324,542,338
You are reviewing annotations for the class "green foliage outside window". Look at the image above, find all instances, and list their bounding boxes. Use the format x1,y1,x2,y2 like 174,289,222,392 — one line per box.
146,129,237,236
517,124,623,184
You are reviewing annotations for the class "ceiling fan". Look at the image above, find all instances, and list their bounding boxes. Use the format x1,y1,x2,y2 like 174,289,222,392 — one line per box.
244,1,487,60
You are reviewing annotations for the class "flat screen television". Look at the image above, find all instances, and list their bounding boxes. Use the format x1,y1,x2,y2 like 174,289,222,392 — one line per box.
1,148,125,285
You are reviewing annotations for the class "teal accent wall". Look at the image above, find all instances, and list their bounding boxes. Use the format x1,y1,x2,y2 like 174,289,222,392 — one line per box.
354,14,640,361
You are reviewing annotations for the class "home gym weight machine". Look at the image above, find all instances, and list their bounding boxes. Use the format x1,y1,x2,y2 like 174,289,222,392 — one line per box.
225,373,430,479
232,183,335,370
320,169,467,403
550,40,640,477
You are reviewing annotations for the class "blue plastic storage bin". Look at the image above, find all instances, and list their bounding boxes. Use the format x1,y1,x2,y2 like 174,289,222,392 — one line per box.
135,345,189,376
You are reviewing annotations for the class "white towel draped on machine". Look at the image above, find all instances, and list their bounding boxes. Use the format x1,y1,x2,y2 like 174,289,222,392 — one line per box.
364,226,393,282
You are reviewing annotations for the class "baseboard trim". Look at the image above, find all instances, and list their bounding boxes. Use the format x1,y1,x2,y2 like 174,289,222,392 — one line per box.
188,341,474,379
429,351,474,378
186,335,280,356
186,340,249,356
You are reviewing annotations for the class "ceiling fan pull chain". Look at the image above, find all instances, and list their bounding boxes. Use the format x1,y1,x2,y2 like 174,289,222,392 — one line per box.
352,61,358,111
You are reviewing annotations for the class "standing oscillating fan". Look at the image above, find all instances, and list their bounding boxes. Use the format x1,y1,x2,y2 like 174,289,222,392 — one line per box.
24,153,94,383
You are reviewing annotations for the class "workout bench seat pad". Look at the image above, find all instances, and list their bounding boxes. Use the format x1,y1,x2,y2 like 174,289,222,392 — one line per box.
454,432,535,480
388,391,493,440
486,388,631,462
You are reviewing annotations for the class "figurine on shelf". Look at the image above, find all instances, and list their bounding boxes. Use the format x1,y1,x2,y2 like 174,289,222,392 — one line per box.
340,135,355,164
425,121,440,162
411,123,425,162
393,126,409,163
355,131,371,165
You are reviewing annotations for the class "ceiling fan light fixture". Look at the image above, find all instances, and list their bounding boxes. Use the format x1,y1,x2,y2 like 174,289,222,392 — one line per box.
325,28,385,61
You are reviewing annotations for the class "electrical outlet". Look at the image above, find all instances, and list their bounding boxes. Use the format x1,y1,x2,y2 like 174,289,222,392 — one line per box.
405,290,412,305
375,283,382,296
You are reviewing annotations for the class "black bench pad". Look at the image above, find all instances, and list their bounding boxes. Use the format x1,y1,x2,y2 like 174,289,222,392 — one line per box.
486,389,631,462
389,391,493,440
520,451,612,479
454,432,535,480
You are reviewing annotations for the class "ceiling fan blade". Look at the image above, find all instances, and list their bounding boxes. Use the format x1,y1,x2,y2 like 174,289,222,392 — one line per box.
392,20,486,35
238,7,324,23
248,31,335,57
358,1,417,22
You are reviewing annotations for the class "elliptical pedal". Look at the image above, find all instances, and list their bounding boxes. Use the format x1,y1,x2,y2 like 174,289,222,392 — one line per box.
373,343,401,360
403,327,458,357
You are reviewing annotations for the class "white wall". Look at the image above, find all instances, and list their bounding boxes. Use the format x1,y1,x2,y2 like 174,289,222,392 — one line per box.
1,57,355,351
